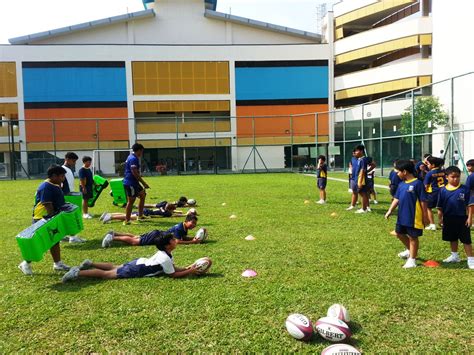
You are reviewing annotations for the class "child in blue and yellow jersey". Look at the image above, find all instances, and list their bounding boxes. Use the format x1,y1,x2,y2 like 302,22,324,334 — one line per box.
385,160,428,269
352,145,370,213
388,160,402,198
436,166,474,269
316,155,327,204
423,156,446,230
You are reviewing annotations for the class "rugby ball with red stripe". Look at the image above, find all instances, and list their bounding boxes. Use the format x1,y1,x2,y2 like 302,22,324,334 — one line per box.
315,317,352,342
327,304,350,323
193,257,212,273
321,344,361,355
285,313,313,341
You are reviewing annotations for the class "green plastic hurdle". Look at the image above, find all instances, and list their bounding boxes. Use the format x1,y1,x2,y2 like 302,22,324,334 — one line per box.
110,178,127,207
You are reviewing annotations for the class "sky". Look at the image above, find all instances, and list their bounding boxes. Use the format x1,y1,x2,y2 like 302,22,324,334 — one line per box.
0,0,333,44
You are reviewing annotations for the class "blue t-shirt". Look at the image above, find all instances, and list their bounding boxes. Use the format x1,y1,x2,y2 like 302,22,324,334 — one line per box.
436,185,473,217
350,157,358,179
78,167,93,190
317,164,327,179
123,153,140,187
466,173,474,191
33,180,65,220
395,178,427,229
415,161,427,181
423,168,446,194
389,170,402,187
353,157,367,186
166,222,188,240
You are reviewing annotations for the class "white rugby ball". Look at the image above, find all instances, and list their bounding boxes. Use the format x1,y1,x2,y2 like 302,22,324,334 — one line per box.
315,317,352,342
193,257,212,273
285,313,313,341
327,304,350,323
194,228,208,241
321,344,361,355
187,199,196,206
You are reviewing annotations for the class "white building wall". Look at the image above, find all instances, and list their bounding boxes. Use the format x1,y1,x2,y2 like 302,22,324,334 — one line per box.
236,146,285,170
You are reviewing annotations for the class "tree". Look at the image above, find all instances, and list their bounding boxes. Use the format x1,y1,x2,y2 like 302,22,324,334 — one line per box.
400,96,449,143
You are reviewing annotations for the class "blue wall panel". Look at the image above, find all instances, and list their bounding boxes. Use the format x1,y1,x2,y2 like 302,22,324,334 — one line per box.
23,67,127,102
235,66,328,101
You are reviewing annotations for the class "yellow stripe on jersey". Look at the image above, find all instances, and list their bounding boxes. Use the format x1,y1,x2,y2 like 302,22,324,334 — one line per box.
414,200,424,229
33,202,48,220
320,170,327,178
358,169,365,186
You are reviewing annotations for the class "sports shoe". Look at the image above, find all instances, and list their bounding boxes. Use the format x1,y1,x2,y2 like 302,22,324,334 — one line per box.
348,189,353,193
425,224,436,231
79,259,93,270
53,261,71,272
402,259,417,269
137,215,151,220
18,261,33,275
355,208,367,214
398,249,410,259
366,207,372,212
316,199,326,204
83,213,93,219
102,213,112,224
443,254,461,263
68,236,86,243
102,233,114,248
468,258,474,270
99,212,108,221
346,205,355,211
373,200,378,204
62,267,80,283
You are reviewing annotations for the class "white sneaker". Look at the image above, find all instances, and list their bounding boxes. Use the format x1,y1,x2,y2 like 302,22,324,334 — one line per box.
62,267,80,283
398,250,410,259
348,189,353,193
403,259,417,269
425,224,436,231
79,259,93,270
355,208,367,214
102,213,112,224
102,233,114,248
69,236,86,243
53,261,71,272
18,261,33,275
373,200,378,204
316,199,326,204
468,258,474,270
83,214,93,219
346,205,355,211
366,207,372,212
99,212,107,221
443,254,461,263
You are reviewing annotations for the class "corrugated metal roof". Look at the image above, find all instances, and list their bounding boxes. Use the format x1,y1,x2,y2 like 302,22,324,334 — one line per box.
9,9,155,45
204,10,322,42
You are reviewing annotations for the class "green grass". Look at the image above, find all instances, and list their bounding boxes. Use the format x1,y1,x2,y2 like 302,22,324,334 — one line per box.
1,173,473,352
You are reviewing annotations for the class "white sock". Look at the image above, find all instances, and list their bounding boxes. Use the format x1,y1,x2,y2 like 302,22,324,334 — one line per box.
452,252,459,257
467,256,474,262
54,261,63,266
407,257,416,263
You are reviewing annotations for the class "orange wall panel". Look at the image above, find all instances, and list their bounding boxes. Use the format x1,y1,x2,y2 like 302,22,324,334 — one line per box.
25,108,129,142
236,104,328,138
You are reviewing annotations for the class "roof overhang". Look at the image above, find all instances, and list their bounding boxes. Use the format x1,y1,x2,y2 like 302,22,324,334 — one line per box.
204,10,322,42
9,9,155,45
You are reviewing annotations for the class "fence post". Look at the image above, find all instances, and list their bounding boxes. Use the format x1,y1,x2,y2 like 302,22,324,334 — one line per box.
290,115,294,172
315,113,319,163
411,89,415,159
361,104,365,146
252,116,256,173
52,119,57,162
342,110,346,172
380,100,384,176
213,116,217,174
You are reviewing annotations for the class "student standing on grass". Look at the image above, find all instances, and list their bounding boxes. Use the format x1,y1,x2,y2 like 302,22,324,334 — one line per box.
424,156,446,231
78,156,93,219
352,145,370,214
61,152,78,195
385,160,428,269
316,155,327,204
101,214,201,247
415,154,430,181
366,157,378,205
388,160,402,199
18,165,71,275
347,150,359,209
123,143,150,226
62,233,203,283
436,166,474,269
465,159,474,193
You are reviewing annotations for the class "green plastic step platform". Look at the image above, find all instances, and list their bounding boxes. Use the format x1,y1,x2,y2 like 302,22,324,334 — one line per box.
110,178,127,207
16,203,83,262
88,175,109,207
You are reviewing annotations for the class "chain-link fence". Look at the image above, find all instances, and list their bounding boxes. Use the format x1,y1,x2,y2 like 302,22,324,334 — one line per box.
1,72,473,179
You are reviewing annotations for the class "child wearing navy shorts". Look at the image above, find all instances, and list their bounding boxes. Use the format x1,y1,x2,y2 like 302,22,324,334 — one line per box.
316,155,327,204
437,166,474,269
62,232,204,282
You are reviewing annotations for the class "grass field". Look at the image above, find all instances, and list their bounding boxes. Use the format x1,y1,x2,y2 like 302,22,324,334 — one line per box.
1,173,473,352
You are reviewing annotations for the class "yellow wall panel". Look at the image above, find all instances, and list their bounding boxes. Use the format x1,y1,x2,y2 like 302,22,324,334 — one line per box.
137,138,231,148
0,63,17,97
335,77,420,100
134,100,230,113
132,61,230,95
0,143,20,152
0,103,18,117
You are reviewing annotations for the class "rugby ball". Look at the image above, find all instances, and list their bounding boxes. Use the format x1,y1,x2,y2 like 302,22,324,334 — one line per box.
187,199,196,206
321,344,361,355
194,228,208,241
327,304,350,323
285,313,313,341
193,257,212,273
315,317,351,342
